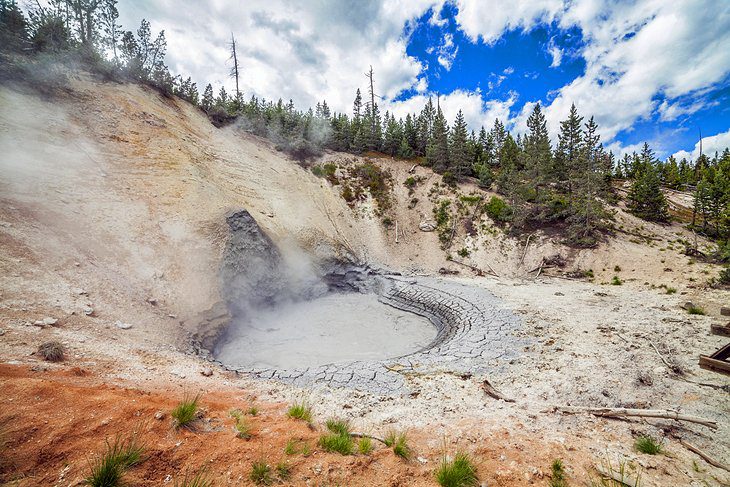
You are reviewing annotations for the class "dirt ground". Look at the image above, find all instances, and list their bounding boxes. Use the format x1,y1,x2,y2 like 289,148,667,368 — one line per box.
0,73,728,486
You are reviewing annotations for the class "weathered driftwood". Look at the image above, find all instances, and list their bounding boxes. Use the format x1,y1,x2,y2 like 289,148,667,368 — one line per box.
481,379,515,403
680,440,730,472
595,464,641,487
550,406,718,429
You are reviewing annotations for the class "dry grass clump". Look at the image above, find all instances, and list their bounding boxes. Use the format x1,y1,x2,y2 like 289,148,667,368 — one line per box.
38,341,64,361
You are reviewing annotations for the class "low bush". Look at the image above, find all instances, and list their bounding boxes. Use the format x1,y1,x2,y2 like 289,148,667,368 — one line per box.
687,305,705,315
611,276,622,285
549,459,568,487
484,196,513,224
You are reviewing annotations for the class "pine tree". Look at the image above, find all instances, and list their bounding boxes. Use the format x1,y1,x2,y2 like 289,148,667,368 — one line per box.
427,106,449,172
628,144,669,222
556,104,584,196
449,110,470,179
524,103,552,195
201,83,214,112
0,0,28,51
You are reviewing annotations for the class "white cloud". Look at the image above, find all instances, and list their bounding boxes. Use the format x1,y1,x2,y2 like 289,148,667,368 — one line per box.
453,0,564,44
452,0,730,147
387,89,516,131
117,0,439,115
547,37,562,68
436,33,459,70
672,128,730,161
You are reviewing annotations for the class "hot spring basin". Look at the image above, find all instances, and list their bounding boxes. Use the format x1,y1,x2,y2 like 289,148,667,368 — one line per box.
214,292,437,369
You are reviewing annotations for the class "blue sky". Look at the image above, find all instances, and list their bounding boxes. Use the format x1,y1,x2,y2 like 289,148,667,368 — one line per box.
118,0,730,160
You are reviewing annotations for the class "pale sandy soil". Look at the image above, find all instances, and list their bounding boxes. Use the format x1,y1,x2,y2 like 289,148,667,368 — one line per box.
0,73,728,486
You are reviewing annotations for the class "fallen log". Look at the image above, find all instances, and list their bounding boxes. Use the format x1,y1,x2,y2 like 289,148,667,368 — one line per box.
680,440,730,472
549,406,718,429
481,379,515,403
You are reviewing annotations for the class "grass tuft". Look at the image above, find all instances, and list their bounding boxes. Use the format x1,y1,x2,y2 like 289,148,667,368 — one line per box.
275,461,291,481
611,276,622,286
38,341,65,362
250,461,273,485
325,418,350,436
384,430,411,460
435,452,479,487
687,305,705,315
172,395,200,429
286,401,312,423
634,435,663,455
85,433,145,487
174,467,213,487
247,405,259,416
358,436,374,455
318,432,354,455
549,458,568,487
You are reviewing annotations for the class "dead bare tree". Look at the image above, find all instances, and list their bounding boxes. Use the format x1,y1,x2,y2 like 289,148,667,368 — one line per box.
229,33,241,112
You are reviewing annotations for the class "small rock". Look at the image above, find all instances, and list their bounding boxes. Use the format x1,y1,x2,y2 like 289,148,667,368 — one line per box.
147,297,158,306
554,292,564,296
154,411,165,420
721,306,730,316
34,317,58,327
200,368,213,377
417,456,428,464
115,321,132,330
83,306,94,316
419,220,437,232
682,301,695,310
75,288,88,295
0,329,5,336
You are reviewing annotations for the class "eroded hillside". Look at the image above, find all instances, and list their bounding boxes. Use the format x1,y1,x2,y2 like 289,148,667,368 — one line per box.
1,74,729,486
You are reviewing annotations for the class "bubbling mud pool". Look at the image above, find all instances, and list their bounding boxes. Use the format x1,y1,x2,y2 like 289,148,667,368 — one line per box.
214,292,437,370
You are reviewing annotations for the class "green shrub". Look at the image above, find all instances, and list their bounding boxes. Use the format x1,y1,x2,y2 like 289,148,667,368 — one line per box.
634,435,663,455
276,461,291,480
457,248,469,258
250,461,273,485
230,410,252,439
718,266,730,284
384,431,410,460
287,401,312,423
172,395,200,429
611,276,622,286
484,196,513,224
435,452,478,487
614,265,621,272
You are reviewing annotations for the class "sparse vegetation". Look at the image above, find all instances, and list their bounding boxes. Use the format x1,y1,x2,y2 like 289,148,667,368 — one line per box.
611,276,622,285
85,433,146,487
484,196,513,224
325,418,350,436
384,430,411,460
357,436,374,454
38,340,64,362
549,459,568,487
634,435,663,455
318,431,354,455
247,406,259,416
249,461,273,486
287,401,312,423
174,467,213,487
687,305,705,315
171,395,200,429
589,458,642,487
230,409,252,439
435,452,478,487
275,461,291,481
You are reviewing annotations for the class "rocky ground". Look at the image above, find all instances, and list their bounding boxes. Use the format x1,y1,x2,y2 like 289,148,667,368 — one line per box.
0,73,729,486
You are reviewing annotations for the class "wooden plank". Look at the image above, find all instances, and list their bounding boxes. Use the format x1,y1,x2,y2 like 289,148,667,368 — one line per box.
699,355,730,376
710,342,730,360
710,323,730,337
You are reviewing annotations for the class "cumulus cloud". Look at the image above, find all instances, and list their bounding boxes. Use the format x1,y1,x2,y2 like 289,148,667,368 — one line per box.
117,0,438,114
452,0,730,145
436,33,459,70
672,128,730,161
546,37,562,68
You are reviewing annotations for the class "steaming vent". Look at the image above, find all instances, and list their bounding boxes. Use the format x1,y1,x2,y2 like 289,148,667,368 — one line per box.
211,210,436,370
